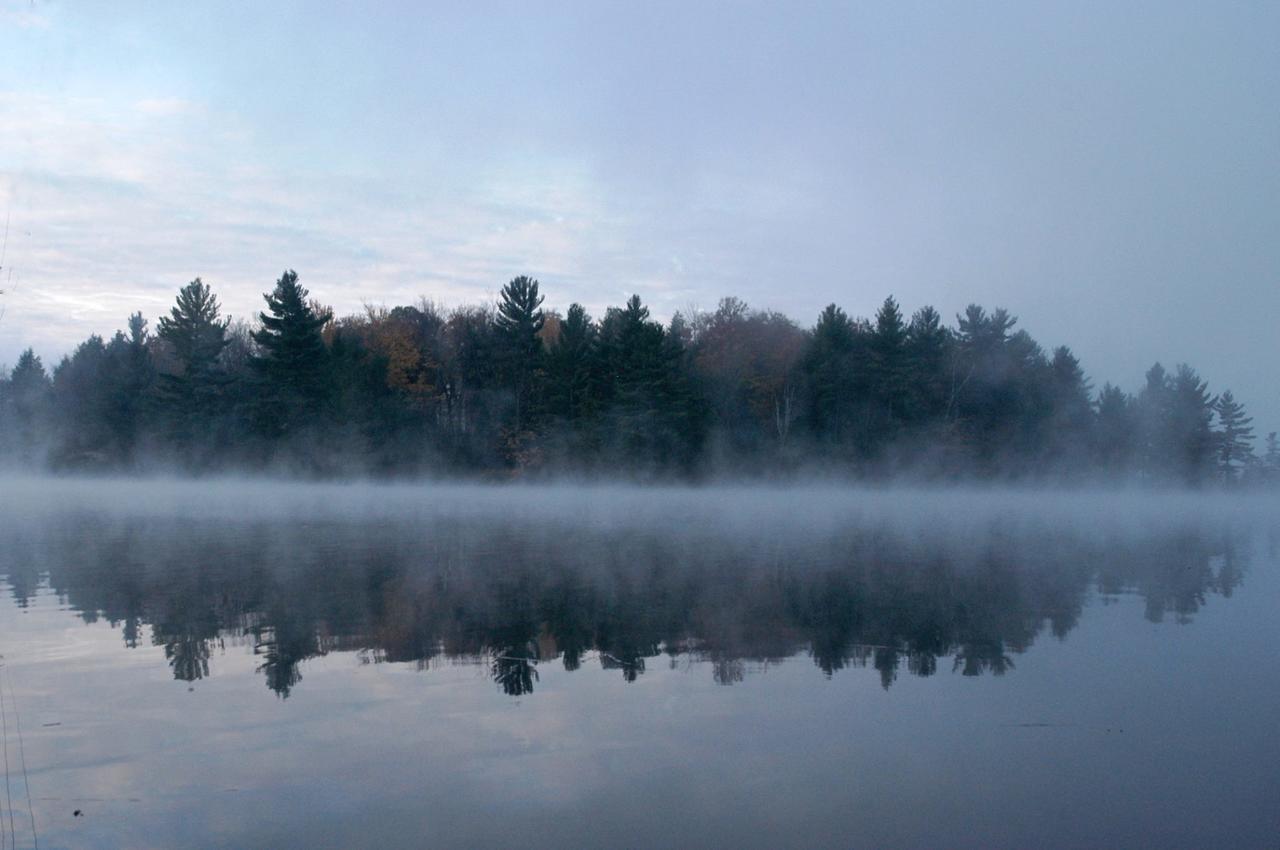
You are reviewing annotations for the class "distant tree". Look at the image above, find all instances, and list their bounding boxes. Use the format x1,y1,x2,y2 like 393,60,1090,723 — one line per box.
51,335,114,467
690,297,806,457
869,296,910,439
101,312,156,463
156,278,231,452
545,302,597,423
904,306,950,425
951,305,1036,469
1044,346,1094,468
251,270,333,440
1135,363,1173,479
494,275,545,434
1212,390,1254,483
597,294,704,470
3,349,52,464
1168,364,1216,484
1263,432,1280,482
1094,383,1135,471
803,304,866,455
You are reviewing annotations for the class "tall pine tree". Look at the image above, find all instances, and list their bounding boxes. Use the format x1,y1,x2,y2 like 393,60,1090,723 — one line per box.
156,278,230,453
1213,390,1254,482
251,270,333,440
494,275,545,433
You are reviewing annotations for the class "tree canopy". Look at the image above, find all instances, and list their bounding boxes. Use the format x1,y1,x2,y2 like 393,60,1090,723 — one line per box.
0,272,1268,484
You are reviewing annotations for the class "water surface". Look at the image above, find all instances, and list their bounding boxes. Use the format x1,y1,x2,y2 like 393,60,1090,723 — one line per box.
1,480,1277,849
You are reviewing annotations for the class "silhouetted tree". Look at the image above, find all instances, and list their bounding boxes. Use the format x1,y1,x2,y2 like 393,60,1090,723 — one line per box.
250,270,333,442
494,275,545,436
2,349,52,464
1213,390,1254,482
156,278,231,456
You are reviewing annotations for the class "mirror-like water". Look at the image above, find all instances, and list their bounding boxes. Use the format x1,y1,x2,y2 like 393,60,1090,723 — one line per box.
1,480,1277,849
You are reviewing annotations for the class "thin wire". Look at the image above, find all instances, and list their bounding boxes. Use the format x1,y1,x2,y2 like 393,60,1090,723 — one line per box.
5,669,37,850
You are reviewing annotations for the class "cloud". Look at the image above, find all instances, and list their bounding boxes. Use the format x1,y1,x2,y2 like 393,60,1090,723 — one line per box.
0,91,707,366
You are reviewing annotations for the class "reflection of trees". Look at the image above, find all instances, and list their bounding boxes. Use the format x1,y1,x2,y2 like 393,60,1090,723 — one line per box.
5,513,1257,697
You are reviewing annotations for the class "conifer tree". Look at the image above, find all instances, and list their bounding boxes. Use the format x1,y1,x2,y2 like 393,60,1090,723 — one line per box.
870,296,910,434
546,302,597,422
905,306,949,424
251,270,333,438
495,276,545,432
1213,390,1254,482
1263,432,1280,481
1094,383,1134,470
803,304,862,450
156,279,231,451
4,349,52,463
1169,364,1215,484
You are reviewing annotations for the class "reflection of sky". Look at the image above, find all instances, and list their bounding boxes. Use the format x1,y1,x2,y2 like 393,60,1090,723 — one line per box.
2,506,1278,847
2,2,1279,434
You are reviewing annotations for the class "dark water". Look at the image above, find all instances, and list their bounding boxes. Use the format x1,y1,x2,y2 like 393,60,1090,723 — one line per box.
0,480,1277,849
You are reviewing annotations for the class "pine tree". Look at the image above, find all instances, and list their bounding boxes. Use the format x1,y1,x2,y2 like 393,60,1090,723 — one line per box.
905,306,949,424
1045,346,1094,465
1094,383,1134,470
597,295,703,469
102,312,155,463
1213,390,1254,483
52,335,113,466
1263,432,1280,481
251,270,333,439
156,279,230,451
870,296,909,437
1169,364,1215,484
4,349,52,464
546,302,597,422
494,275,545,432
803,304,864,451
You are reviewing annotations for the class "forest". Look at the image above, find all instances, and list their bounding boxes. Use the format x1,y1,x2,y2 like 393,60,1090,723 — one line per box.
0,271,1273,483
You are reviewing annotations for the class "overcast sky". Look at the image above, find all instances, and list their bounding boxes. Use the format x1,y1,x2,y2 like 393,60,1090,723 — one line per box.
2,1,1277,431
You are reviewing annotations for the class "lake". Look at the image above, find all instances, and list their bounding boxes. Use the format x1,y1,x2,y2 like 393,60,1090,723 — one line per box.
0,479,1277,849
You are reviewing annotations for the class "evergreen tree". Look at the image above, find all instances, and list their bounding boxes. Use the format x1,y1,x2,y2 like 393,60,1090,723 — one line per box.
251,270,333,440
546,302,597,423
1168,364,1215,484
102,312,155,463
4,349,52,464
494,275,545,433
1094,383,1134,470
869,296,910,440
1212,390,1254,482
1044,346,1094,466
1263,432,1280,481
905,306,950,424
803,304,866,454
597,295,703,469
156,278,231,451
52,335,114,466
1135,363,1173,479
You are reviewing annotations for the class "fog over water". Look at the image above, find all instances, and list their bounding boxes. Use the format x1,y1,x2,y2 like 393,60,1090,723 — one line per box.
0,477,1277,848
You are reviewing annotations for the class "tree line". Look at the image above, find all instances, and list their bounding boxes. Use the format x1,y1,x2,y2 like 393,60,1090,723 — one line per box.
0,271,1273,482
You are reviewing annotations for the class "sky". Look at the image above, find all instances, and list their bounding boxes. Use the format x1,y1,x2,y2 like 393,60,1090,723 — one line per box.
1,1,1277,432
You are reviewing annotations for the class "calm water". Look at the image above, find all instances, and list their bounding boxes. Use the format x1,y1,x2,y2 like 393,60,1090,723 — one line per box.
0,480,1277,849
